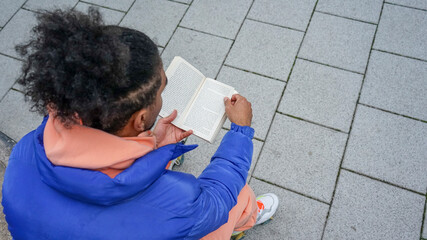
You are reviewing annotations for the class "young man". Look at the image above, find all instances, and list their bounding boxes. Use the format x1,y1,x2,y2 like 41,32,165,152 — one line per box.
2,8,278,239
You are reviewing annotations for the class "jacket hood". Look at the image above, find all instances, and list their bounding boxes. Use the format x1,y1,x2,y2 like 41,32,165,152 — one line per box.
34,117,197,206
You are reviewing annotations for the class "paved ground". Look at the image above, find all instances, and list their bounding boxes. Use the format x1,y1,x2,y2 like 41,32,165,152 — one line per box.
0,0,426,239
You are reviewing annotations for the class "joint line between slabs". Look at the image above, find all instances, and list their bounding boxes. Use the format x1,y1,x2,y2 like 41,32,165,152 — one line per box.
358,103,427,124
166,0,191,6
315,10,378,25
341,168,426,196
371,48,427,63
250,0,320,201
297,57,364,75
0,52,24,62
420,197,427,239
78,0,129,13
384,2,427,12
223,64,286,82
160,0,193,51
321,1,386,239
251,176,331,205
245,18,305,33
275,112,348,134
178,26,234,41
117,0,137,25
213,0,255,80
1,0,30,29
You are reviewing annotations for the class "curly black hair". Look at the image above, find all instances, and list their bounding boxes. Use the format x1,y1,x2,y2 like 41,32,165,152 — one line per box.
17,8,162,134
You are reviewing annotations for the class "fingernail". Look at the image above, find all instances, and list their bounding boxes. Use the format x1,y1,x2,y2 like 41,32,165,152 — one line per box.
224,97,228,101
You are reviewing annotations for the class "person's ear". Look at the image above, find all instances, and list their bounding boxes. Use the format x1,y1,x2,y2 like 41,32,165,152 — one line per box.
133,108,148,132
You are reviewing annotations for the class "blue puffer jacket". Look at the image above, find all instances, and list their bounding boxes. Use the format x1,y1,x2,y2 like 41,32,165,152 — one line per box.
2,117,254,240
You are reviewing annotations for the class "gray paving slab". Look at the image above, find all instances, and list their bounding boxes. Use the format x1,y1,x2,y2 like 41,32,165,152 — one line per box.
226,20,303,81
0,0,26,27
158,46,164,55
386,0,427,10
253,113,347,202
0,164,12,240
248,0,316,31
343,105,427,194
0,90,43,142
161,27,232,78
244,178,329,239
324,170,425,240
0,9,37,59
81,0,134,11
0,55,22,101
217,66,285,140
24,0,78,11
120,0,187,47
317,0,383,23
180,0,251,39
360,50,427,121
279,59,362,132
74,2,125,25
299,12,376,74
174,129,263,178
374,4,427,61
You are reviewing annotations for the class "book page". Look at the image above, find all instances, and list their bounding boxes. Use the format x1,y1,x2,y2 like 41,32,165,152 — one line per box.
160,57,205,124
182,78,234,140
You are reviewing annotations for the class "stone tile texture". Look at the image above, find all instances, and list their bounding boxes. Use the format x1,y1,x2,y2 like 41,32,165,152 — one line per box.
299,12,376,73
81,0,134,11
120,0,188,47
74,2,125,25
386,0,427,10
0,90,43,142
360,50,427,121
217,66,285,140
0,0,26,27
0,9,37,59
317,0,383,23
24,0,78,11
226,20,303,80
253,113,347,202
279,59,362,132
0,55,22,100
343,105,427,194
245,178,329,239
374,4,427,61
162,27,232,78
324,170,425,240
248,0,316,31
180,0,252,39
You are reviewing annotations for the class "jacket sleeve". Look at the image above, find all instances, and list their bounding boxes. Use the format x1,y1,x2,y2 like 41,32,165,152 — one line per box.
187,123,254,239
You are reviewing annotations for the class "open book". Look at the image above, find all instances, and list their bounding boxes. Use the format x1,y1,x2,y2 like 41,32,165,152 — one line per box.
160,57,236,143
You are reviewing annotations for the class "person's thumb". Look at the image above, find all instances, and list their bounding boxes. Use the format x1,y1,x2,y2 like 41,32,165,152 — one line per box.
224,97,231,107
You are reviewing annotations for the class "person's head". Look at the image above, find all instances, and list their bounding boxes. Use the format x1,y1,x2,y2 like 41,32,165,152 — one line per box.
17,8,166,136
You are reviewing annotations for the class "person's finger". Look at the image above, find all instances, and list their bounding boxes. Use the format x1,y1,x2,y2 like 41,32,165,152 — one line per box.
231,94,239,101
180,130,193,140
224,97,231,107
162,110,177,123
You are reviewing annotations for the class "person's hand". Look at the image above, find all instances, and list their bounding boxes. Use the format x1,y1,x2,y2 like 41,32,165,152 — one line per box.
224,94,252,126
153,110,193,148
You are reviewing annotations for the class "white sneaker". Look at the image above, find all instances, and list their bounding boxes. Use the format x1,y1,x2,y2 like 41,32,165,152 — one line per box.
255,193,279,225
231,193,279,239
